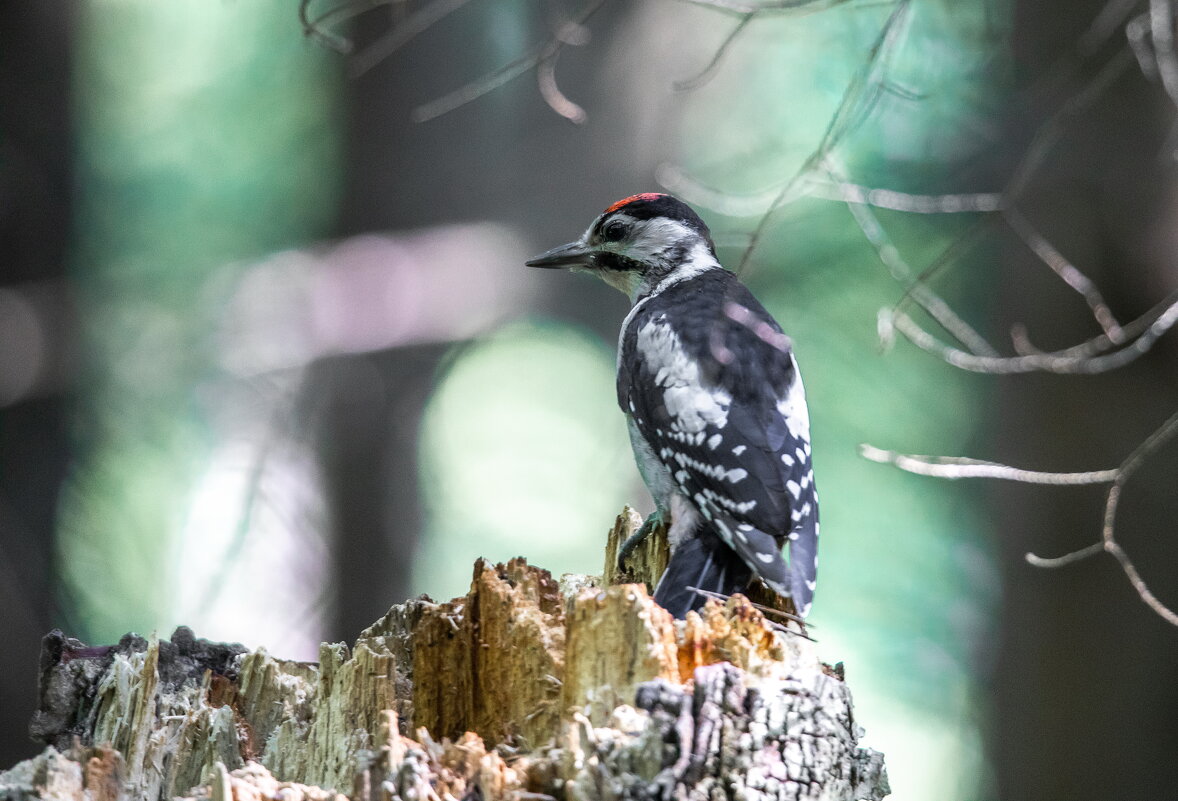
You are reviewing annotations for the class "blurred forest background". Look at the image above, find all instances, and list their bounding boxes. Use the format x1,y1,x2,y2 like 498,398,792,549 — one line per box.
1,1,1177,799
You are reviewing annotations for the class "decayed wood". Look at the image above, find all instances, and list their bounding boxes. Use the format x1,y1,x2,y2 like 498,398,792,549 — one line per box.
602,506,800,621
0,510,888,801
601,506,668,591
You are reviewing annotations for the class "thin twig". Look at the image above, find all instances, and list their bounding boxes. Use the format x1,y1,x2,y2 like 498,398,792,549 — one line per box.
1030,287,1178,360
656,166,791,216
1105,540,1178,626
890,45,1128,327
1031,409,1178,627
410,0,606,123
859,445,1119,484
889,214,997,320
830,160,1000,356
675,13,755,91
311,0,397,52
687,587,816,638
1150,0,1178,106
300,0,357,53
735,0,912,273
412,48,544,122
1003,206,1125,343
890,294,1178,374
1127,12,1159,80
537,33,588,124
1025,543,1105,569
1081,0,1147,54
867,409,1178,628
349,0,474,78
678,0,842,14
804,179,1005,214
1005,47,1135,200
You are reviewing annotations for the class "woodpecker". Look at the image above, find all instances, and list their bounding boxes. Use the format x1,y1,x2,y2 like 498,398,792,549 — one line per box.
527,193,819,619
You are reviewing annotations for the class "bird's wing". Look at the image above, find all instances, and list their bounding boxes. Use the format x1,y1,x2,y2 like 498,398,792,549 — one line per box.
618,273,818,611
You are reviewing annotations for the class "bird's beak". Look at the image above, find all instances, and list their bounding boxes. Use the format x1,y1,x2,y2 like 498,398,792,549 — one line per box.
525,240,594,269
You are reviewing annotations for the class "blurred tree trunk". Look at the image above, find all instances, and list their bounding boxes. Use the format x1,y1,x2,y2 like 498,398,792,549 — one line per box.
0,0,76,771
990,2,1178,799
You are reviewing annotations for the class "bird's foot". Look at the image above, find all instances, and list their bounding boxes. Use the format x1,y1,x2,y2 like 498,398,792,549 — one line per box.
617,511,664,572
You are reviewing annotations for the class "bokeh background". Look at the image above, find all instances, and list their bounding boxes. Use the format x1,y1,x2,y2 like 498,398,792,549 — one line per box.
2,1,1177,799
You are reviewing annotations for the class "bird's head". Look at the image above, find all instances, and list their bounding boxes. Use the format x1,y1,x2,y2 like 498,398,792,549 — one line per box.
526,193,719,302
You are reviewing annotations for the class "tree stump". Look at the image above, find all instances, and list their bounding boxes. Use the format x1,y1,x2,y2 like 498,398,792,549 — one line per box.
0,509,888,801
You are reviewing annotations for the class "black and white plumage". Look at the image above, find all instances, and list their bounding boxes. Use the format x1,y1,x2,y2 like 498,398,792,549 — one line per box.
527,193,819,618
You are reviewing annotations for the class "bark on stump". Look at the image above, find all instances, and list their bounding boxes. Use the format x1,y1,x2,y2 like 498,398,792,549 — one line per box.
0,508,888,801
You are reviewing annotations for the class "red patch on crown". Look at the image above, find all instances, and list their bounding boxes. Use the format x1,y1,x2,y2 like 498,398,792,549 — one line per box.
603,193,666,214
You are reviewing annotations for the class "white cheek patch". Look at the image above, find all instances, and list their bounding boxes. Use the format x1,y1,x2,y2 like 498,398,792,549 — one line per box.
625,218,694,262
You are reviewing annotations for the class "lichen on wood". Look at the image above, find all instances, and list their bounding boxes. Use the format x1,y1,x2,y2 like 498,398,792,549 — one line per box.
1,510,888,801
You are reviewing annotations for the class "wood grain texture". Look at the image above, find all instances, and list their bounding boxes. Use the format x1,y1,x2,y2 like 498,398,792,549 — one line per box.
1,533,887,801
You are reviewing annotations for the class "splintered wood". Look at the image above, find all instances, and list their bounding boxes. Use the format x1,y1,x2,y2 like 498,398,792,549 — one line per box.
2,512,888,801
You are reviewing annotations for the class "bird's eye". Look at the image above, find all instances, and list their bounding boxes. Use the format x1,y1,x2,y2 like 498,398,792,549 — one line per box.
602,220,628,242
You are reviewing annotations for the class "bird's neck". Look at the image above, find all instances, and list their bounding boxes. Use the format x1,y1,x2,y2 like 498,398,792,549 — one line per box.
631,246,723,306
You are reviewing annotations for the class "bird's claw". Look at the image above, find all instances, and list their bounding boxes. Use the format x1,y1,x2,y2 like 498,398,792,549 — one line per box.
617,511,663,572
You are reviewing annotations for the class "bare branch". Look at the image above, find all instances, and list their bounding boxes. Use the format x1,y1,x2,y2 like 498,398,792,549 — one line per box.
1106,539,1178,626
410,0,606,123
412,51,543,122
1028,287,1178,360
1127,12,1159,80
349,0,474,77
656,166,790,217
300,0,365,53
804,179,1005,214
662,1,913,269
674,13,755,91
1007,323,1039,356
1045,409,1178,626
735,0,913,273
1150,0,1178,106
1080,0,1145,53
844,28,1143,375
889,213,996,317
677,0,846,15
830,160,1000,356
859,444,1119,484
1005,48,1135,200
890,293,1178,374
1025,542,1105,568
1003,206,1125,343
538,35,588,124
869,409,1178,627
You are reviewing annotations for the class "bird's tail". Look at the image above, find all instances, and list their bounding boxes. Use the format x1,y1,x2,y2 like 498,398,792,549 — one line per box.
653,531,752,618
786,512,818,618
711,508,815,618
